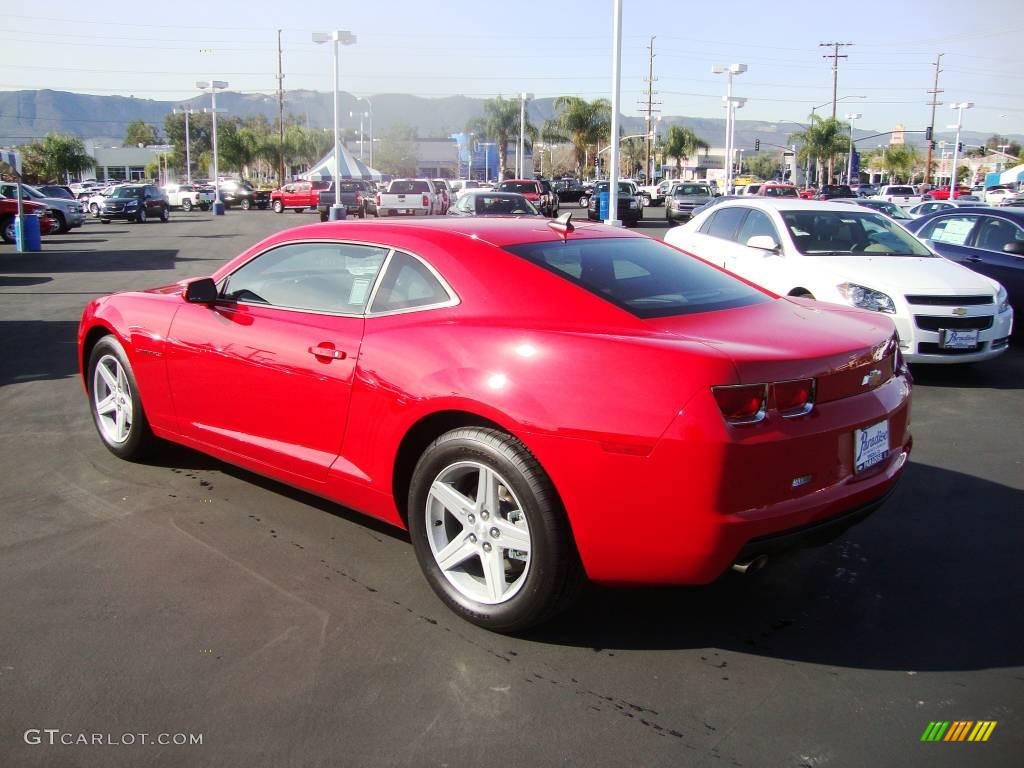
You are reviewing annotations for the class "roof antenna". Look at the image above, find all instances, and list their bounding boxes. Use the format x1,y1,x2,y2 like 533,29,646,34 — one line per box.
547,211,575,240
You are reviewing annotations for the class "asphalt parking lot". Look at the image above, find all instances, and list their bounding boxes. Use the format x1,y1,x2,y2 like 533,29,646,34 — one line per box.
1,206,1022,767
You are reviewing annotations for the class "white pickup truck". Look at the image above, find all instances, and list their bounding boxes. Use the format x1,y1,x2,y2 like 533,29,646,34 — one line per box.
376,179,440,217
163,183,215,212
873,185,922,208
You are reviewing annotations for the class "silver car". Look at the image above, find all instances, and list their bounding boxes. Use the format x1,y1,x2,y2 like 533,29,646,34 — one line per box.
0,182,86,233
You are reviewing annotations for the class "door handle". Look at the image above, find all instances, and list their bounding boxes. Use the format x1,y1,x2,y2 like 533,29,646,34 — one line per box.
964,256,983,263
308,345,346,360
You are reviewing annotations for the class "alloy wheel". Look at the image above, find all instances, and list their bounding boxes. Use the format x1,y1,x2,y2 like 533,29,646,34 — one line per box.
92,354,133,444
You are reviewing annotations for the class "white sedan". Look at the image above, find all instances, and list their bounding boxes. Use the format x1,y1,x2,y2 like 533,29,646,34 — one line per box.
663,199,1013,364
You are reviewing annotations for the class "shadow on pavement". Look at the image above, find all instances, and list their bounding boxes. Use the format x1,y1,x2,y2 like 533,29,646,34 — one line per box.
0,320,80,387
909,348,1022,390
529,461,1024,672
0,276,52,287
0,249,225,273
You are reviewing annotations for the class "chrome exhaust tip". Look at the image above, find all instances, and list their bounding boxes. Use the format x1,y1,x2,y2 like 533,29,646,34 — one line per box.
731,555,768,575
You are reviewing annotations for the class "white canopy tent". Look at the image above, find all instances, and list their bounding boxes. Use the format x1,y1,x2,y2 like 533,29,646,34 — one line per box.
301,143,382,182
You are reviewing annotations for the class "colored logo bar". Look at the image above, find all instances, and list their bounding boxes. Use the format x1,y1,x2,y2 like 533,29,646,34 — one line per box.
921,721,997,742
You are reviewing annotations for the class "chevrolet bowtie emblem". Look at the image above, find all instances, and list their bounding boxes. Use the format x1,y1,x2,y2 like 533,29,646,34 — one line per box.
952,307,968,316
862,369,883,387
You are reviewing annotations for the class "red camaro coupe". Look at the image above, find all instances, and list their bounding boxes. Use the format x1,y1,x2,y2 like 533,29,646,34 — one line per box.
78,216,912,631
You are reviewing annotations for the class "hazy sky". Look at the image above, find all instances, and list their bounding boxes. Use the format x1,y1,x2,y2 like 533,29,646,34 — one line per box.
4,0,1023,136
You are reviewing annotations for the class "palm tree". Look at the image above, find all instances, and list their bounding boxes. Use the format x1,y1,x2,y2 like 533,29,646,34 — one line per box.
881,144,919,183
21,133,93,183
467,96,535,177
788,115,849,185
551,97,611,175
663,125,709,178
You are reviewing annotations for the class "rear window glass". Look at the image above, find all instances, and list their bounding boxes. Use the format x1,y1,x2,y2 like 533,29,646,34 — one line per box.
499,182,538,193
504,237,767,318
389,181,429,194
886,187,915,195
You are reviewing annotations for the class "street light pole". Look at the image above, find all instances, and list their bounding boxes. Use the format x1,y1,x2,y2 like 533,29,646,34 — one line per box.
606,0,623,225
845,112,861,184
196,80,228,215
362,97,373,168
313,30,357,220
712,63,747,193
518,92,533,179
174,106,193,185
948,101,973,199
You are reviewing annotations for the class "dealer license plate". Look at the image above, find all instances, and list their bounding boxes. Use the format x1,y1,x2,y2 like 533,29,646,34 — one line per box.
940,329,979,349
396,209,407,214
854,420,889,474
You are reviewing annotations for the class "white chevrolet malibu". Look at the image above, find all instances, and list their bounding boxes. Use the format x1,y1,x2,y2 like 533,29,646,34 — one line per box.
664,199,1013,364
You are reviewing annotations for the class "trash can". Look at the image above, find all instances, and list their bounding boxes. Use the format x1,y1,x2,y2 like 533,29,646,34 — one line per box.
15,214,41,252
598,191,609,220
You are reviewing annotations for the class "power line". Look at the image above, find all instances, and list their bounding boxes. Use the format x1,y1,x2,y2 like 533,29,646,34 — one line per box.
638,36,661,181
925,53,945,181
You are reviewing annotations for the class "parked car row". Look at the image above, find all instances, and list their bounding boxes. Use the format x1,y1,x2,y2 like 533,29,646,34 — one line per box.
0,182,86,233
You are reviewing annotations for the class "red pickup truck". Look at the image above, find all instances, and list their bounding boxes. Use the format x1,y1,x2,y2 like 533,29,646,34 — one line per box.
1,197,59,244
923,184,971,201
270,181,331,213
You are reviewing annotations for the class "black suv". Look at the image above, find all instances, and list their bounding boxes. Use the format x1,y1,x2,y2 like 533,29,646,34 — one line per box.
100,184,169,223
814,184,856,201
217,179,271,210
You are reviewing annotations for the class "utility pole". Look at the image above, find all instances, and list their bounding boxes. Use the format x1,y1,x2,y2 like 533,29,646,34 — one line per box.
277,29,285,186
924,53,944,189
637,36,660,183
820,41,853,182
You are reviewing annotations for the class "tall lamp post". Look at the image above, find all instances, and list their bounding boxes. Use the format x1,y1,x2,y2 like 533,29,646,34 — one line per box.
479,142,495,182
361,97,374,168
606,0,623,226
712,63,747,194
313,30,357,221
196,80,228,215
517,92,533,179
173,105,194,185
947,101,973,199
349,109,369,160
845,112,861,185
724,96,746,188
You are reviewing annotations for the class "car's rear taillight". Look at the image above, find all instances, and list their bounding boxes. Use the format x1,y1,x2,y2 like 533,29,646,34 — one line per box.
712,384,767,424
355,193,362,205
773,379,815,417
376,193,381,206
422,194,430,207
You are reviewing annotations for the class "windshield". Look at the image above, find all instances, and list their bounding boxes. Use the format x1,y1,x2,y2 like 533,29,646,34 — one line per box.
673,185,711,197
864,201,913,220
781,210,933,256
499,181,537,193
112,187,144,199
595,182,636,195
505,237,768,318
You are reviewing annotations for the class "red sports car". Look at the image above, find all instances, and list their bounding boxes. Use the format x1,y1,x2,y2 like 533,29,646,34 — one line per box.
78,216,912,631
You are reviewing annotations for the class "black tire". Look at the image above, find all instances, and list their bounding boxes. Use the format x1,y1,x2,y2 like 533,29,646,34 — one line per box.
273,200,284,213
789,289,815,299
136,208,147,224
240,198,251,211
160,206,169,222
200,204,209,211
87,335,156,461
90,202,100,216
320,212,329,223
1,215,15,244
408,427,583,633
359,207,366,219
54,211,69,233
182,199,193,212
100,219,111,224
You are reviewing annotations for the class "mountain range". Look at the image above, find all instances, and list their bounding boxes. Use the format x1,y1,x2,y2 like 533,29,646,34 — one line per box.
1,89,1020,153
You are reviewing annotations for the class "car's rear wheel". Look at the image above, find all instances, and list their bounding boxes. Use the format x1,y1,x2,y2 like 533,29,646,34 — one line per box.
240,198,251,211
136,208,147,224
408,427,583,632
87,336,155,460
182,199,193,212
160,207,169,222
1,216,16,244
90,203,100,216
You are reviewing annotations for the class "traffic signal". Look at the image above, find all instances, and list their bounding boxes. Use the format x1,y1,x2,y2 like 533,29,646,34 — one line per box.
925,126,933,141
754,139,760,151
957,142,963,152
931,141,937,150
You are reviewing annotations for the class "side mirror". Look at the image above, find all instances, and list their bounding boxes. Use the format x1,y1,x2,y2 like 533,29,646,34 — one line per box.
184,277,218,303
746,235,781,253
1004,241,1024,256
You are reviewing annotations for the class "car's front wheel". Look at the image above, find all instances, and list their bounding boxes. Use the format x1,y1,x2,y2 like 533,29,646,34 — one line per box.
240,198,251,211
408,427,582,633
1,216,16,244
182,199,193,212
273,200,284,213
160,206,169,222
87,335,156,460
136,208,147,224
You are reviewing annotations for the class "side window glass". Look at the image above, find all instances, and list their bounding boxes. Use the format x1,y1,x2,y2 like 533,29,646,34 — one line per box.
975,218,1024,252
370,252,452,313
703,207,748,241
920,215,978,246
735,209,779,247
223,242,388,314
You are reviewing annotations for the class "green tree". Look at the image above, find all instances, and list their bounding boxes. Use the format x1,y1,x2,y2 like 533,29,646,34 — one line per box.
375,124,419,177
550,97,611,176
21,133,93,183
467,96,537,177
956,164,970,183
881,144,920,183
745,153,780,180
123,119,160,147
663,125,709,177
788,115,849,184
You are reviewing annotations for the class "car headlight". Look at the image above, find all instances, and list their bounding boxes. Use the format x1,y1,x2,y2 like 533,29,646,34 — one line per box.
837,283,896,314
125,201,138,208
996,285,1009,313
629,200,638,209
